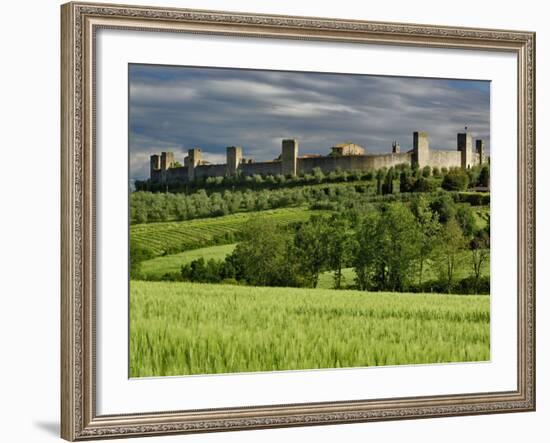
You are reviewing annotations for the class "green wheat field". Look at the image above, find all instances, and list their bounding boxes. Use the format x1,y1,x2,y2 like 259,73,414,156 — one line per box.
130,281,490,377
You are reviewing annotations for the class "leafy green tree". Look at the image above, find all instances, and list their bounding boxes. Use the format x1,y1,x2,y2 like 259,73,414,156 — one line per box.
228,217,294,287
312,167,325,184
469,227,490,293
382,167,395,195
376,169,386,195
353,210,383,291
442,168,469,191
354,204,420,291
325,215,354,289
466,165,481,189
422,166,431,177
430,192,457,224
399,169,416,193
293,216,330,287
129,240,154,279
413,177,438,193
380,203,421,291
435,218,467,293
456,204,477,238
478,165,490,187
411,195,441,286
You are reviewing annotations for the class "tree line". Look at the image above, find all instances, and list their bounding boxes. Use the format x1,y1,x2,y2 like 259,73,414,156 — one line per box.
131,164,489,224
177,194,490,294
135,163,488,197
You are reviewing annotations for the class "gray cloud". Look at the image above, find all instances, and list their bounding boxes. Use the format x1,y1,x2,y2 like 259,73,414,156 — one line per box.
129,65,490,180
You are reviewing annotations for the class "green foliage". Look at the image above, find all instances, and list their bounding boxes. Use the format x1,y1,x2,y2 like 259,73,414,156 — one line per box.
293,216,331,287
413,177,439,192
325,215,355,289
129,239,155,279
469,226,490,293
441,168,470,191
133,167,486,225
130,281,490,377
140,244,236,279
430,192,457,224
435,218,467,293
228,217,300,287
455,192,490,206
478,165,490,187
411,195,441,286
456,204,477,238
353,203,421,291
382,167,395,194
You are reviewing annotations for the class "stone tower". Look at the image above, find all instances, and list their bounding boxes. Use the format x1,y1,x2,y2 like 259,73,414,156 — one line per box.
281,139,298,176
150,154,160,177
160,152,174,170
412,131,429,168
226,146,243,176
187,148,202,181
457,132,474,169
392,141,400,154
476,139,485,165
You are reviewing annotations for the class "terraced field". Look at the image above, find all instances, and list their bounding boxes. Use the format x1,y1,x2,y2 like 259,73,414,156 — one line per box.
131,207,324,256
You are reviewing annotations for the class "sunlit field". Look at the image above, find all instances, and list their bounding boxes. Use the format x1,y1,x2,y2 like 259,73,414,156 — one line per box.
130,281,490,377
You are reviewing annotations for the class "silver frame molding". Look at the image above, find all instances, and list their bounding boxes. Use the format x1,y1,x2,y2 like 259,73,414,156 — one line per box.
61,2,536,440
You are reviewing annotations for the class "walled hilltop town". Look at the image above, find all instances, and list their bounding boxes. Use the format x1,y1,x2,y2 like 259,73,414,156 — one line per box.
149,130,488,185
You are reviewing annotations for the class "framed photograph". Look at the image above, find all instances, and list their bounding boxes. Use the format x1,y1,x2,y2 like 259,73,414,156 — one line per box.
61,2,536,440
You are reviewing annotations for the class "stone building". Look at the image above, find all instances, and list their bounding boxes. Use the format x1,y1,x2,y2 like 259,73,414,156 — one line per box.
149,130,488,184
330,142,366,156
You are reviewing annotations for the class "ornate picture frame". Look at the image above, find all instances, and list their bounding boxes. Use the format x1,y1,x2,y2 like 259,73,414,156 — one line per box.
61,2,535,440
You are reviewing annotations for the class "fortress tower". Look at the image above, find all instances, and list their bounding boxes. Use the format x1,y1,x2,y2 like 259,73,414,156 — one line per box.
187,148,202,181
281,139,298,176
457,132,474,169
226,146,243,176
160,151,174,182
392,141,400,154
160,152,174,170
476,139,485,165
150,154,160,178
412,131,429,168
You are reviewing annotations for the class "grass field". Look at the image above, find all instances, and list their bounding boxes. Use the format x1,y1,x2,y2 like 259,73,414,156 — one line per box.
130,281,490,377
131,207,324,256
141,244,237,278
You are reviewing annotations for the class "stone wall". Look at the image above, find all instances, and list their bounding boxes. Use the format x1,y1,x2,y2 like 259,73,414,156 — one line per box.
369,152,412,169
240,161,281,176
165,166,188,183
193,164,226,179
428,150,462,169
298,152,411,174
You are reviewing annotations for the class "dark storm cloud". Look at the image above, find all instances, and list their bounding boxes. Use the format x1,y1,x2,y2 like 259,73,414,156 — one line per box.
129,64,490,180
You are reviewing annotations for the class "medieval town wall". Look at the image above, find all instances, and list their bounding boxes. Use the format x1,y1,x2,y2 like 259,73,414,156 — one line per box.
240,161,281,177
193,164,226,180
148,131,487,184
428,150,462,169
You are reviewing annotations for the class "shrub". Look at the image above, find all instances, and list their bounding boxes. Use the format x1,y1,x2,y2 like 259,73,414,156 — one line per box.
456,192,490,206
442,168,469,191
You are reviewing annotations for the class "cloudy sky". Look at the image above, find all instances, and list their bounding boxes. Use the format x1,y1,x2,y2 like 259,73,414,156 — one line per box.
129,64,490,180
